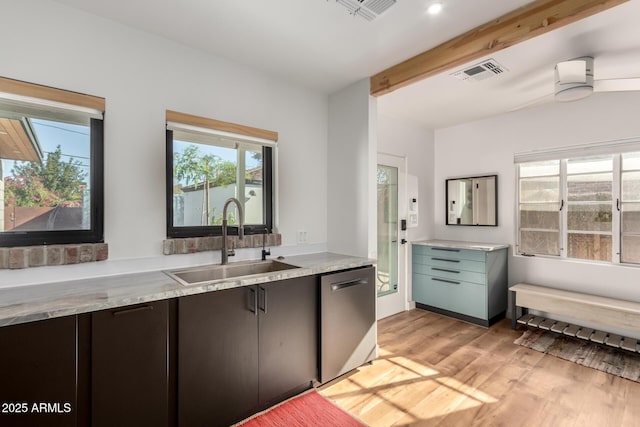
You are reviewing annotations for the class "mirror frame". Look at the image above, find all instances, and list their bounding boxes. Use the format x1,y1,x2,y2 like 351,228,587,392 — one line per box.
445,174,498,226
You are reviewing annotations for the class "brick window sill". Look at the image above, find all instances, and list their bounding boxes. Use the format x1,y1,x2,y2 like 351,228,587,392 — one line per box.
0,243,109,270
163,234,281,255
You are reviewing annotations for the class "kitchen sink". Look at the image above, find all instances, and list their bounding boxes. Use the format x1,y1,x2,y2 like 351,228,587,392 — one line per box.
165,259,301,286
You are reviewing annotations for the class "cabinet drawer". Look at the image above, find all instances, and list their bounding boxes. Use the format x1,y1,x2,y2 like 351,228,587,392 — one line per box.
447,279,487,319
413,253,486,274
413,263,486,284
429,257,485,273
413,245,487,262
412,273,487,320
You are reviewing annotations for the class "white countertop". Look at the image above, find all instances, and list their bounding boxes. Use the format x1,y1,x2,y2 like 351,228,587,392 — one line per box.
412,239,509,251
0,252,373,328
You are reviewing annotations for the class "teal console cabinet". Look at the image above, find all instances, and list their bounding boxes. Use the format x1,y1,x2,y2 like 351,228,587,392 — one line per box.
412,240,508,326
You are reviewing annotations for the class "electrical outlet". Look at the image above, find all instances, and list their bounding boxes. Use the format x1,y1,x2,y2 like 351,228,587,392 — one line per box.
297,230,308,244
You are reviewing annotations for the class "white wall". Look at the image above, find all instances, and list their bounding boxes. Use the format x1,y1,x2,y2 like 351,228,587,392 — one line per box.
327,79,376,258
377,114,435,243
0,0,328,285
434,91,640,308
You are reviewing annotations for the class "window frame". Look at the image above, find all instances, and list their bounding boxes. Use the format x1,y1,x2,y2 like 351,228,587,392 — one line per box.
165,116,276,239
516,149,640,265
0,77,105,247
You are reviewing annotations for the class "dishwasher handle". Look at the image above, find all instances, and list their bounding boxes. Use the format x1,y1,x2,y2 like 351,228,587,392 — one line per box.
331,278,368,291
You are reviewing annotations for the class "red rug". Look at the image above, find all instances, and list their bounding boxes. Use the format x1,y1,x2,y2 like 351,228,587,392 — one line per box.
237,390,366,426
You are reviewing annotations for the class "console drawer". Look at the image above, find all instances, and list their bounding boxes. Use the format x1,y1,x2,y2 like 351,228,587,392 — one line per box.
412,263,486,284
413,245,486,262
412,273,487,320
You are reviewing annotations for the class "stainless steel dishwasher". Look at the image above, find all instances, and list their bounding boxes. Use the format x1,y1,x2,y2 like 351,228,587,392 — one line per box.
320,266,377,383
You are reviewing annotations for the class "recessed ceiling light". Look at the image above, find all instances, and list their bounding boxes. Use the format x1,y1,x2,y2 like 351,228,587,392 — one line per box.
427,3,443,15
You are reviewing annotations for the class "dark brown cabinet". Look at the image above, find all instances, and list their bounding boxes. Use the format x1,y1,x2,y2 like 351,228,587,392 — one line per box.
91,300,174,427
257,275,317,406
178,276,318,427
178,286,259,427
0,270,330,427
0,316,82,427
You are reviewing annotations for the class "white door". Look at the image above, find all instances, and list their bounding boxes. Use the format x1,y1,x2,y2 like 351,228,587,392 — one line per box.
376,153,408,320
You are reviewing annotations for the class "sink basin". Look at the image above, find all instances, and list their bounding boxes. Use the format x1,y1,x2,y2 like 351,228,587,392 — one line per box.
165,259,301,286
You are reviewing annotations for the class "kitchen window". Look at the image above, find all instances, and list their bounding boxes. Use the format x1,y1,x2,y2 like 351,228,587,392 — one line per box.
166,111,276,238
516,140,640,265
0,77,104,247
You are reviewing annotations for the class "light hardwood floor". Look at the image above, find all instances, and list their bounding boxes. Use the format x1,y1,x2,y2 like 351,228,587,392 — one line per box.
320,309,640,427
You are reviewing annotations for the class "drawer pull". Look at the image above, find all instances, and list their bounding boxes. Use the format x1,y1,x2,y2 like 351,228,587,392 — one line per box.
432,267,459,274
431,257,460,263
432,247,460,252
431,277,460,285
259,287,267,314
112,305,153,316
248,288,257,316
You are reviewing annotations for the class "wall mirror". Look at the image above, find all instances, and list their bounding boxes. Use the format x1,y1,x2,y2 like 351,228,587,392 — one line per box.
446,175,497,226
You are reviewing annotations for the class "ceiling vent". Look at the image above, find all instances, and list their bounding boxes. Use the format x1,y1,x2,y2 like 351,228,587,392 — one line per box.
335,0,397,21
451,59,509,83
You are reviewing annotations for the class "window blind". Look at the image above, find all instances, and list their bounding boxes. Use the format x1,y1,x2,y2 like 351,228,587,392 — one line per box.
514,137,640,164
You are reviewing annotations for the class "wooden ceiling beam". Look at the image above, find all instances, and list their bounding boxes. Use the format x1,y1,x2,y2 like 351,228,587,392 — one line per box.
370,0,631,97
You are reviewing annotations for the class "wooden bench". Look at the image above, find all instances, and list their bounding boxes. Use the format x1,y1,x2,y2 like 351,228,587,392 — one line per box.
510,283,640,353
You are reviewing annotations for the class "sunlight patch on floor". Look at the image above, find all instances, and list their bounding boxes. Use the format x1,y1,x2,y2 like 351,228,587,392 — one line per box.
436,376,497,404
388,356,440,377
321,350,498,426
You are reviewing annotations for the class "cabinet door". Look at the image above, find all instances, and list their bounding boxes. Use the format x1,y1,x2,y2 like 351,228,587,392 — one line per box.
0,316,78,427
91,300,171,427
258,275,317,407
178,286,259,427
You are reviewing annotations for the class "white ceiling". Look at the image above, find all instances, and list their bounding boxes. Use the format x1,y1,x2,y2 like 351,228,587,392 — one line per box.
52,0,640,129
378,0,640,129
51,0,534,92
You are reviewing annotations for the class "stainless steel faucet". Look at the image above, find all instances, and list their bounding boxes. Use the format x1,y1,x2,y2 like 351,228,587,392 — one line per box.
221,197,244,265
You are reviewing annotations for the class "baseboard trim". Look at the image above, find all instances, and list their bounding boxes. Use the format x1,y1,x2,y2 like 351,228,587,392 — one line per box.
415,303,505,327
